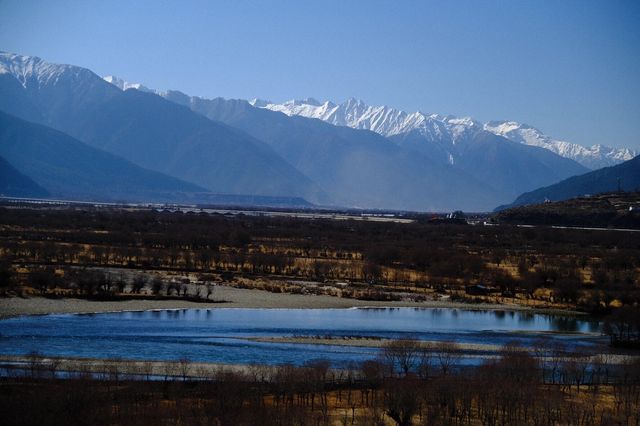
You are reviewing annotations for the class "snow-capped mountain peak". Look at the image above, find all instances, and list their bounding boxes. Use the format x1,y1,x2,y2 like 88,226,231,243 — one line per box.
483,120,636,169
258,97,636,169
261,97,446,137
102,75,153,93
96,68,637,170
248,98,271,107
301,97,322,106
0,51,99,90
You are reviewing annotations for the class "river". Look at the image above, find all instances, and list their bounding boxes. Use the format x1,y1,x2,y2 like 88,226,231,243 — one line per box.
0,307,606,366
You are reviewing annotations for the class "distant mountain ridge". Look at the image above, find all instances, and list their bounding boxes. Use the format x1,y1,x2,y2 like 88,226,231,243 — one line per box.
103,75,153,93
0,108,315,207
0,52,327,205
0,110,212,202
256,98,635,170
160,92,501,211
484,121,635,170
100,73,590,210
103,76,633,170
0,52,613,211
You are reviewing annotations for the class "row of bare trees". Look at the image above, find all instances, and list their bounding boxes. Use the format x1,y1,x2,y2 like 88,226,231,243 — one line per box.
17,267,218,301
3,339,640,425
2,206,639,308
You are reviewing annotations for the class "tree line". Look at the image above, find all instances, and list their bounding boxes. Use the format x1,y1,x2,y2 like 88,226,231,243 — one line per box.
1,205,639,314
2,339,639,425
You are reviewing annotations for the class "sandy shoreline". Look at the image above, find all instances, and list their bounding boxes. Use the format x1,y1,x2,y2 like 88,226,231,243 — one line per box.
2,339,634,371
247,336,636,364
250,336,503,352
0,354,251,377
0,285,581,319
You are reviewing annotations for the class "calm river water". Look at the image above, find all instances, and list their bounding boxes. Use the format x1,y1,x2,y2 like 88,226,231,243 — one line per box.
0,308,605,366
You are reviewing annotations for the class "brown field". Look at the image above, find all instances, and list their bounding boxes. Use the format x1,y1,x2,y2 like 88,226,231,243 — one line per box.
1,205,638,316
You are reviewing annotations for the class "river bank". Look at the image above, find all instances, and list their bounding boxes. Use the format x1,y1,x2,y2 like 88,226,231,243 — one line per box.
0,284,584,319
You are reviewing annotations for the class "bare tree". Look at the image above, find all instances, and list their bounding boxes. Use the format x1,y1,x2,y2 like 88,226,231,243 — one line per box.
131,274,147,294
151,277,164,295
26,351,43,378
166,280,179,296
106,357,122,383
433,341,461,376
141,360,155,381
382,338,421,377
417,342,434,379
115,274,127,294
206,282,215,300
178,357,191,381
383,377,419,426
548,342,566,384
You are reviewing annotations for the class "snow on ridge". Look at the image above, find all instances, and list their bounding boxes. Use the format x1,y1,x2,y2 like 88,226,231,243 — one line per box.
0,51,87,88
102,75,153,93
249,98,271,107
97,66,640,170
1,51,634,170
484,120,636,169
259,98,636,169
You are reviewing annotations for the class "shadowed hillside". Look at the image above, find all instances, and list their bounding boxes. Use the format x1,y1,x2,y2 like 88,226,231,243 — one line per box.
0,110,211,202
498,155,640,210
0,156,49,198
495,192,640,229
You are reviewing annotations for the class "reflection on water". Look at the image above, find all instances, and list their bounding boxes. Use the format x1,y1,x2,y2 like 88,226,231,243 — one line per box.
0,308,604,366
588,321,601,333
517,312,535,325
550,316,581,333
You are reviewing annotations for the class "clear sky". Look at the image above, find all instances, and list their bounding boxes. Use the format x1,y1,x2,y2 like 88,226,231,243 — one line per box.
1,0,639,150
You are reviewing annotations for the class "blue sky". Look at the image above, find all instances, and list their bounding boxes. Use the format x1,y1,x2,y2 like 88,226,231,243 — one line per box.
1,0,639,150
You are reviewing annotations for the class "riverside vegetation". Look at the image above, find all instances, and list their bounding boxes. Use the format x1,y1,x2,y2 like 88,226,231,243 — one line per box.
0,204,639,346
2,339,639,425
1,204,640,425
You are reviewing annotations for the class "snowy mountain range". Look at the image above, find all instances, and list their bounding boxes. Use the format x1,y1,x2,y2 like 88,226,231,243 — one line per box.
98,74,634,170
0,52,326,205
254,98,635,170
0,51,634,211
483,121,635,170
99,75,593,207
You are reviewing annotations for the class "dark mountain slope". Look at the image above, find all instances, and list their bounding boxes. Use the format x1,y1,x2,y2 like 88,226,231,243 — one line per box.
494,192,640,229
0,155,49,198
0,72,43,124
71,90,327,203
0,110,213,203
163,92,502,211
0,53,327,204
497,155,640,210
453,131,588,201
